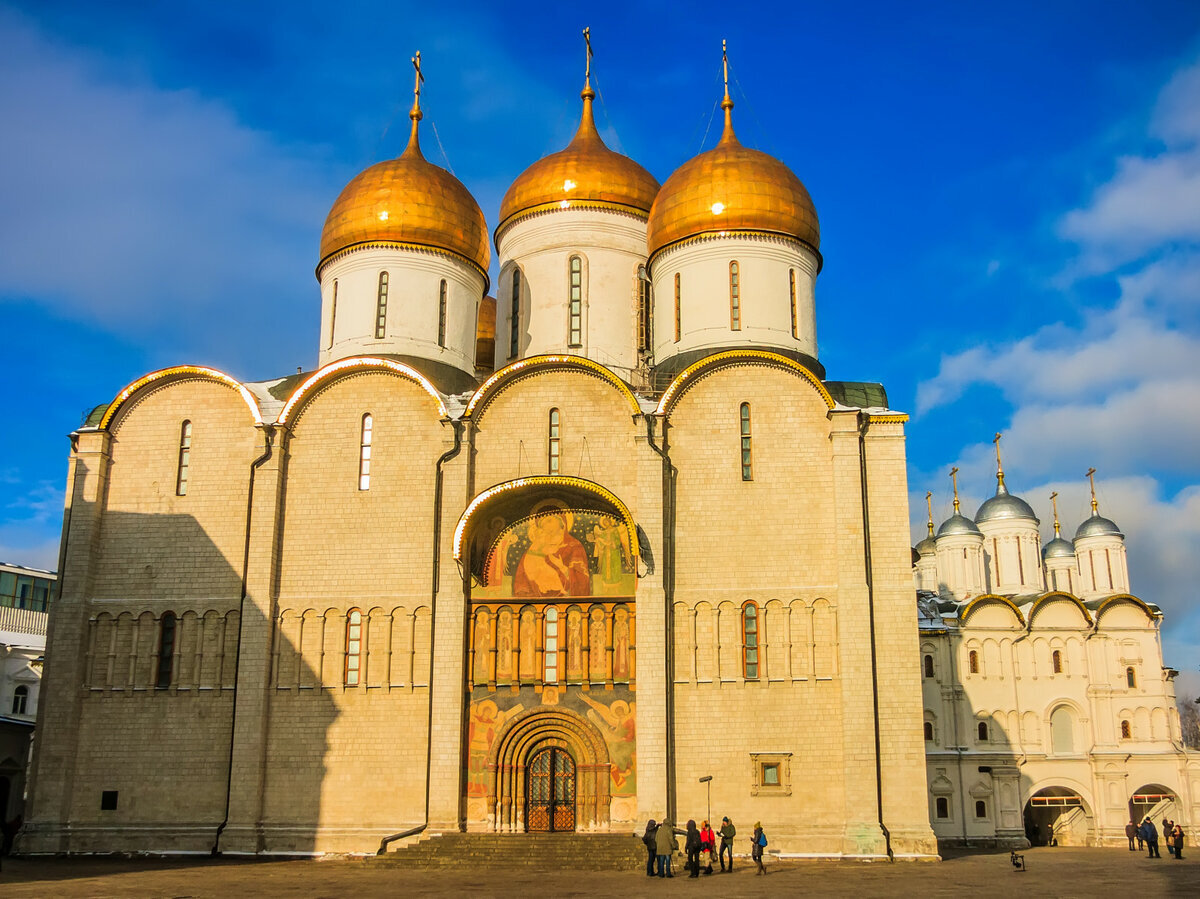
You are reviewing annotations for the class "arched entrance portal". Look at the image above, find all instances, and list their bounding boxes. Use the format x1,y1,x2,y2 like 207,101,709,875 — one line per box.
1130,783,1177,827
1023,787,1094,846
487,708,613,833
527,746,576,832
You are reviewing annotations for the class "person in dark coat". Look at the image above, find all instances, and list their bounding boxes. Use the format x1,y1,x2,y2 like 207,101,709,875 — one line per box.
1164,819,1174,857
684,819,702,878
1171,823,1184,860
1141,818,1160,858
654,819,677,877
1125,820,1137,851
642,819,658,877
718,816,736,872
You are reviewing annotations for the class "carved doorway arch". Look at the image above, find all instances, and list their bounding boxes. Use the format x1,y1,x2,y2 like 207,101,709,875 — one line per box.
487,706,612,833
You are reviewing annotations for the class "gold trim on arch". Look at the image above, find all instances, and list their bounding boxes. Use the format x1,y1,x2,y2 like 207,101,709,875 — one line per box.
99,366,263,430
453,475,639,563
1093,593,1159,621
465,354,641,418
1028,591,1094,627
277,356,448,424
958,594,1026,628
654,349,834,416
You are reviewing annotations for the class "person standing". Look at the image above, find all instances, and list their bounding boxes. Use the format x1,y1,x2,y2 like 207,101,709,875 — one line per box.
684,819,702,878
1143,818,1160,858
718,816,736,872
642,819,658,877
699,820,716,875
1125,820,1138,851
1171,823,1184,860
752,822,768,876
654,819,678,878
1163,819,1174,857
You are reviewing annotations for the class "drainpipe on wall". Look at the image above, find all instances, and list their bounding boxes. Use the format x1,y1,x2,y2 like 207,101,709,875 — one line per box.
213,424,275,856
856,413,893,860
378,417,462,855
645,414,677,823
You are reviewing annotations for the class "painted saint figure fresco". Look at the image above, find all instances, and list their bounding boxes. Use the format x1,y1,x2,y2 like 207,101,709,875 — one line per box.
514,510,590,597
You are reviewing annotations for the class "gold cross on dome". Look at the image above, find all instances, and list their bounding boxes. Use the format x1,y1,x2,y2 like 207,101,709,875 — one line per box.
949,467,960,513
1050,491,1061,536
411,51,425,116
583,27,593,88
1085,467,1098,514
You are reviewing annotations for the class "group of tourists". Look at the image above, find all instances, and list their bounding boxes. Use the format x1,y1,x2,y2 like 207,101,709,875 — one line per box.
1125,817,1185,859
641,817,769,877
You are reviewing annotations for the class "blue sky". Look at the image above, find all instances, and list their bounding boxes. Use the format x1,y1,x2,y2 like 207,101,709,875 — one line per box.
1,1,1197,689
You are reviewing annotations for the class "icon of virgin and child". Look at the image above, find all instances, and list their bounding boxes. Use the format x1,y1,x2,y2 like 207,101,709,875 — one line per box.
480,501,629,599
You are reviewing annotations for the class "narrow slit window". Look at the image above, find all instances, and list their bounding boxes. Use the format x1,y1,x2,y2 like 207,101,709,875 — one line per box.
975,800,987,819
359,413,373,491
978,721,989,741
375,271,389,339
544,607,559,683
1120,719,1131,739
328,279,338,349
674,273,681,342
1052,649,1062,674
569,256,583,346
176,420,192,496
637,265,652,352
345,609,362,685
740,403,753,481
510,269,521,358
548,408,561,475
923,721,934,741
968,649,979,674
923,654,934,678
1126,666,1136,688
156,611,176,689
789,269,798,338
437,279,447,348
729,261,741,330
742,602,759,679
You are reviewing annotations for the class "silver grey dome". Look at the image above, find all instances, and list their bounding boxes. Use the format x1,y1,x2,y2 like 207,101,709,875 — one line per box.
976,483,1039,524
937,512,982,537
915,535,937,556
1042,536,1076,560
1075,513,1123,540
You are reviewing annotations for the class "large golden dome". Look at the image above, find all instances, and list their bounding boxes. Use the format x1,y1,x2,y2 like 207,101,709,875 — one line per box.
319,111,490,275
647,96,819,259
498,85,660,234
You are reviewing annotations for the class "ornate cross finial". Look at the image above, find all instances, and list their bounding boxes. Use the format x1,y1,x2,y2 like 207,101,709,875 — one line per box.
1050,491,1061,537
925,491,935,537
950,467,961,514
993,432,1006,490
583,26,593,90
410,51,425,121
722,38,730,103
1086,467,1098,514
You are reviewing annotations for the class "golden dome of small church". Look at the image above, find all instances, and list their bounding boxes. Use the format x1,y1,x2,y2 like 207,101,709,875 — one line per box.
20,38,1196,860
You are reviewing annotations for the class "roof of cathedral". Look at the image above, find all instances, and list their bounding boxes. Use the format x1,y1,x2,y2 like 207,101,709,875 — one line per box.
497,85,660,234
937,512,981,537
915,535,937,556
1075,512,1124,540
975,481,1038,524
646,91,819,259
1042,536,1076,560
318,105,490,275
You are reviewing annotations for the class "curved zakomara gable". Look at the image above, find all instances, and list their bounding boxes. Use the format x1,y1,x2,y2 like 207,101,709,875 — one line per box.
97,365,264,430
1092,594,1159,624
277,356,449,425
453,475,640,564
655,349,839,416
1027,591,1095,628
958,594,1027,628
464,354,642,421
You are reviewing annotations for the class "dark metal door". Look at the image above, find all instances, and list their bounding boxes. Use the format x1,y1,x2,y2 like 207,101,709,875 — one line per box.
526,747,576,832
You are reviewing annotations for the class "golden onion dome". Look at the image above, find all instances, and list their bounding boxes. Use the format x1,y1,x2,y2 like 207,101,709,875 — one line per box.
319,103,490,276
647,94,819,259
498,85,660,234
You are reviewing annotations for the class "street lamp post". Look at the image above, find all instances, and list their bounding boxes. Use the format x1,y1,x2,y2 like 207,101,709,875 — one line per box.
699,775,713,826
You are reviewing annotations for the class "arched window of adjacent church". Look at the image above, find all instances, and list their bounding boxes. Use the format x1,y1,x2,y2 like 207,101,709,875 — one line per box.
568,256,583,347
923,654,935,678
936,797,949,819
637,265,652,352
375,271,389,339
673,273,681,342
156,612,176,689
12,685,28,715
1050,705,1074,754
740,403,753,481
510,269,521,359
359,414,373,491
176,421,192,496
789,269,798,338
968,649,978,674
923,720,934,742
544,607,559,683
741,601,759,679
345,609,363,685
1052,650,1062,674
978,721,989,742
437,279,447,348
1120,719,1131,740
328,279,338,350
975,800,987,819
729,261,741,330
548,409,561,475
1126,666,1136,688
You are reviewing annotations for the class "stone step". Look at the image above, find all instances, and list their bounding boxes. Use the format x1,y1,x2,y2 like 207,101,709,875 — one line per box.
376,833,648,870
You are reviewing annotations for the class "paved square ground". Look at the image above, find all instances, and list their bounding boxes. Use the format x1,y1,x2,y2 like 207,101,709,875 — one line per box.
0,846,1195,897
